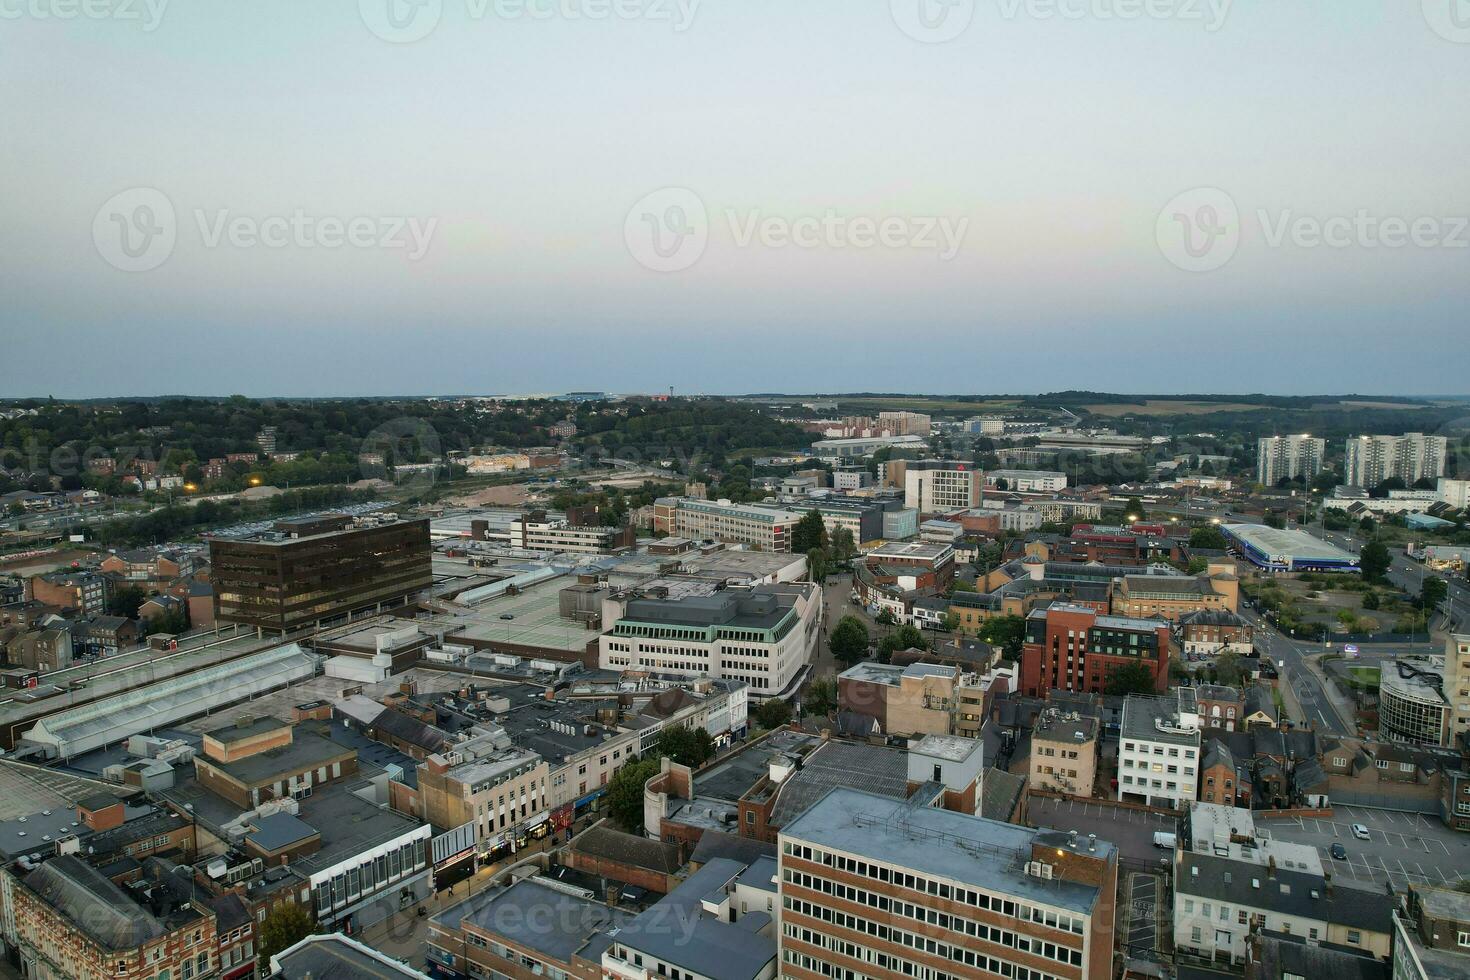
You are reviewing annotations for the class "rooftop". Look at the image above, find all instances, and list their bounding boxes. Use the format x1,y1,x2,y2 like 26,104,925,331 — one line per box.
780,788,1111,915
1223,523,1358,563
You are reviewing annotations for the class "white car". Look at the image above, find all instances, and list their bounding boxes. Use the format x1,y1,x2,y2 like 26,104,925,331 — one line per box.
1351,823,1371,841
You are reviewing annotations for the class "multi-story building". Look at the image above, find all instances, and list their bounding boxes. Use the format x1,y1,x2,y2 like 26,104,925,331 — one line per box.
1256,436,1325,486
1378,657,1451,746
899,460,986,513
1438,477,1470,510
1110,562,1239,621
1442,633,1470,746
2,855,219,980
418,737,551,862
26,569,109,616
473,513,632,554
1392,883,1470,980
1118,691,1201,808
862,541,956,592
1175,803,1392,968
652,497,801,552
1031,708,1099,798
599,583,820,698
209,515,432,634
192,716,360,809
777,787,1118,980
1344,433,1448,489
987,470,1068,493
831,466,873,491
1020,603,1173,698
1179,609,1254,657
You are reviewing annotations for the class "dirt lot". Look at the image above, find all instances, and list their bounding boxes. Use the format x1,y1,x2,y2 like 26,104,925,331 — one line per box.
444,483,532,507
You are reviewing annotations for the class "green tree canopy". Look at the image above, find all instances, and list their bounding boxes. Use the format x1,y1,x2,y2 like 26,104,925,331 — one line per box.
258,903,313,964
977,614,1027,661
606,757,660,832
803,677,837,717
1359,540,1392,582
1104,661,1157,696
829,615,871,667
1188,525,1228,550
754,698,794,730
655,725,715,768
877,625,926,662
792,510,828,553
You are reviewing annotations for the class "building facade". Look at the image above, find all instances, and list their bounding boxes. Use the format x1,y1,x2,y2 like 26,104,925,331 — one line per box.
1256,436,1325,486
1344,433,1448,489
652,498,800,552
1020,604,1172,698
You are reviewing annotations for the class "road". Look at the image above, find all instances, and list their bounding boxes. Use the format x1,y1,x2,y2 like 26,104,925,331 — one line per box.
1313,522,1468,632
1245,610,1353,736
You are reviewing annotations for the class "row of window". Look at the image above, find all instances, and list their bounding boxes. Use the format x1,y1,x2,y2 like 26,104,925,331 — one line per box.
781,842,1084,935
314,839,425,914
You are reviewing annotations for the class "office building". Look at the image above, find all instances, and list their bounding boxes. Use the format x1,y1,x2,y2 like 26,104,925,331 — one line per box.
209,515,432,634
1256,436,1325,486
1344,433,1448,489
599,583,820,698
1378,657,1451,746
418,737,551,862
1118,691,1201,808
778,787,1118,980
653,497,801,552
988,470,1068,493
831,466,873,491
896,460,986,512
1020,604,1172,698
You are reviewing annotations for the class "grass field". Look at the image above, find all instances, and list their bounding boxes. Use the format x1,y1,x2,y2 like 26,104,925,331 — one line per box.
1080,400,1265,417
834,397,1022,414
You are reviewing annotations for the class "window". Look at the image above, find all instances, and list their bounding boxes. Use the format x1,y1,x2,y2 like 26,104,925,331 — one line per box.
1347,930,1362,945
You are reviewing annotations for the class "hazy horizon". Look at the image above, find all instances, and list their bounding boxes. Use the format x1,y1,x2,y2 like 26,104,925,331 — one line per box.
5,1,1469,397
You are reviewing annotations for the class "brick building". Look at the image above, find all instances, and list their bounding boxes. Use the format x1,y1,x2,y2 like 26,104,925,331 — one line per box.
1020,603,1172,698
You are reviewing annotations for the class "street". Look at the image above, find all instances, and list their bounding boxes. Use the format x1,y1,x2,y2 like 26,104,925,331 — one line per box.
1244,610,1354,736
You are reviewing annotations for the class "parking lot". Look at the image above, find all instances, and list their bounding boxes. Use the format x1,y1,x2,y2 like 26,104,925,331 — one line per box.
1028,797,1178,865
1264,805,1470,887
1122,871,1166,961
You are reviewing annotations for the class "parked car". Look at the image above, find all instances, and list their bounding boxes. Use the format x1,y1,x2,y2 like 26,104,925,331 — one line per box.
1330,843,1347,860
1351,823,1371,841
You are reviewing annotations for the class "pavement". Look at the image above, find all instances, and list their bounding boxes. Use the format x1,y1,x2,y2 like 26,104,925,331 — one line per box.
1263,803,1470,888
1122,870,1167,962
1244,610,1354,736
1027,796,1178,866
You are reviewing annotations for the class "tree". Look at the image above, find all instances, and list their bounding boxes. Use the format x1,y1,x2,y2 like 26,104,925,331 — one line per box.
829,526,857,563
106,585,147,619
875,608,897,627
877,625,926,662
1361,590,1380,610
1263,510,1286,530
606,758,660,832
792,510,827,554
1122,496,1146,521
943,611,962,633
655,725,715,768
829,615,871,667
1188,525,1228,550
258,903,313,963
1421,576,1449,610
754,698,794,730
1359,540,1392,582
1104,661,1157,696
802,677,837,716
1213,652,1244,688
977,614,1026,662
807,548,828,584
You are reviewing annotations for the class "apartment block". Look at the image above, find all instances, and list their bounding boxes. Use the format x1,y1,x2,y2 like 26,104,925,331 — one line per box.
1344,433,1448,489
1118,691,1201,809
1256,436,1325,486
1020,603,1173,698
1031,709,1099,798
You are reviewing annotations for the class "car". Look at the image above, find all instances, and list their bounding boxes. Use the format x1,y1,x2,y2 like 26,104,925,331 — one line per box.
1351,823,1371,840
1330,843,1347,860
499,613,515,621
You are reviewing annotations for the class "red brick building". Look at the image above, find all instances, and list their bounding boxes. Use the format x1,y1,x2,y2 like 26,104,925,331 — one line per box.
1020,603,1172,697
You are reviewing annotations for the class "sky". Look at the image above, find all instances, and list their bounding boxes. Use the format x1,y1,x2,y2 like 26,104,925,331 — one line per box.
3,0,1469,398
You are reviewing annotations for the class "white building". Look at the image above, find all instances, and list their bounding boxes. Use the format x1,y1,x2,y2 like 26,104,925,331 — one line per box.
986,470,1068,493
1257,435,1325,486
901,460,985,512
1439,477,1470,510
598,583,820,698
1118,690,1201,809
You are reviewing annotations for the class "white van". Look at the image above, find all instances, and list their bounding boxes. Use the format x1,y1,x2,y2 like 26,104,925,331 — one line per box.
1153,831,1177,849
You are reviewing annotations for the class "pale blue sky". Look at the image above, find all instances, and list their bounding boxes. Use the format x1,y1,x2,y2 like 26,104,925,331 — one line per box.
3,0,1468,397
